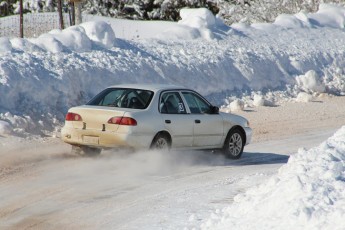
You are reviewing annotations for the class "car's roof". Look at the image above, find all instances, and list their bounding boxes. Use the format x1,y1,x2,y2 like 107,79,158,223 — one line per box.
107,84,187,92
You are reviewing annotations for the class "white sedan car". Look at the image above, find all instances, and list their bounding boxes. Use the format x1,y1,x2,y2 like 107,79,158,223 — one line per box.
61,84,252,159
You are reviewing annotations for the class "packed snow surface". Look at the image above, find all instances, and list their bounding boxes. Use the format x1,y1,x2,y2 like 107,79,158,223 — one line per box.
202,125,345,230
1,4,345,136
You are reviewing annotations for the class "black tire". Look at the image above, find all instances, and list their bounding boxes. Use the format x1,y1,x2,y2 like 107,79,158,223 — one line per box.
71,145,102,157
150,133,171,150
223,128,244,159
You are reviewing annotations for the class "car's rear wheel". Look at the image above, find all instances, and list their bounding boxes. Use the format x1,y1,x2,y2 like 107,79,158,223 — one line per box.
71,145,102,157
223,128,244,159
150,133,170,150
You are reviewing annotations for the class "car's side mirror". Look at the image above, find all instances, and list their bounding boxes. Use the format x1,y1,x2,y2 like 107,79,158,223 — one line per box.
210,106,219,114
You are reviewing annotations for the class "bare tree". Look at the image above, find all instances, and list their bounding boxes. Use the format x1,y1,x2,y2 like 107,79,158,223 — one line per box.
19,0,23,37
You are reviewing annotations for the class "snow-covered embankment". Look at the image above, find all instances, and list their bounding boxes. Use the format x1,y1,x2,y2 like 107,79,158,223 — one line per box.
0,4,345,136
202,125,345,230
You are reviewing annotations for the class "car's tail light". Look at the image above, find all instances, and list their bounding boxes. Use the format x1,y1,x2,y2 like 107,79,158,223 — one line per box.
65,112,82,121
108,116,137,126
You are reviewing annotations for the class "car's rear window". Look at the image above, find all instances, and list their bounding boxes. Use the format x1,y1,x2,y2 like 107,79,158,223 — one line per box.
87,88,154,109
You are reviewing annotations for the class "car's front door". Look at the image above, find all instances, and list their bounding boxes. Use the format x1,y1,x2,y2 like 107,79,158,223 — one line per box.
159,91,194,148
181,91,224,148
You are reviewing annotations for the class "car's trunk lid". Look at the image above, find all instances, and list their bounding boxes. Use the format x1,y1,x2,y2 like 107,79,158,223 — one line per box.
68,105,126,132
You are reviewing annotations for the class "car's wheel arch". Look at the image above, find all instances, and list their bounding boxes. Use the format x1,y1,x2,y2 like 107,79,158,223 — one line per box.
225,125,246,146
222,125,246,159
150,131,172,148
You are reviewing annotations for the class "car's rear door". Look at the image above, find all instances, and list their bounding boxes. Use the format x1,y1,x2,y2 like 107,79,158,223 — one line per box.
181,91,224,148
159,91,194,148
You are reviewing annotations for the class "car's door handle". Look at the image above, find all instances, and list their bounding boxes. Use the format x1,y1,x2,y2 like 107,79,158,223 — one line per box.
165,120,171,124
195,120,201,124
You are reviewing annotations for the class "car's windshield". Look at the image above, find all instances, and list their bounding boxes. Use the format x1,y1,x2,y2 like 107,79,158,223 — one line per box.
87,88,154,109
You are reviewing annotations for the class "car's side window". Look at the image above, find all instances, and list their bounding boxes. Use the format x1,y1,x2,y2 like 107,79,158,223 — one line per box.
160,92,186,114
182,92,211,114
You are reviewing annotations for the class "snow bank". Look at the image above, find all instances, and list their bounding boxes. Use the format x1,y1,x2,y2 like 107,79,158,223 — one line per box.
202,126,345,230
1,5,345,136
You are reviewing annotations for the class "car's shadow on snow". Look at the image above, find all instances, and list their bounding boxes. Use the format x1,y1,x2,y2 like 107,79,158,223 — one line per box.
51,149,289,172
227,151,289,166
162,150,289,168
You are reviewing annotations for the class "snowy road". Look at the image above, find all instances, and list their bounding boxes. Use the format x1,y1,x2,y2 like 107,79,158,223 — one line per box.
0,130,338,230
0,96,344,229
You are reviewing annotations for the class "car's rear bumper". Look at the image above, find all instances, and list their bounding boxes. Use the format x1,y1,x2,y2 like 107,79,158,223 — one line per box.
61,126,153,150
244,127,252,145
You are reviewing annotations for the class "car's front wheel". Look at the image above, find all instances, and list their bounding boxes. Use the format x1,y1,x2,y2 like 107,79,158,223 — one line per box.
71,145,102,157
223,128,244,159
150,133,170,150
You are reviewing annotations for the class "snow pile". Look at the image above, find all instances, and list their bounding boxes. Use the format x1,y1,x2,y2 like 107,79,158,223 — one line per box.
308,4,345,28
0,120,12,136
179,8,216,28
201,126,345,230
221,99,245,113
252,95,265,106
79,21,116,48
32,27,91,53
221,93,276,111
228,99,244,111
157,8,225,40
253,94,274,107
9,21,115,53
274,4,345,29
296,70,326,94
274,12,311,28
296,92,313,103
